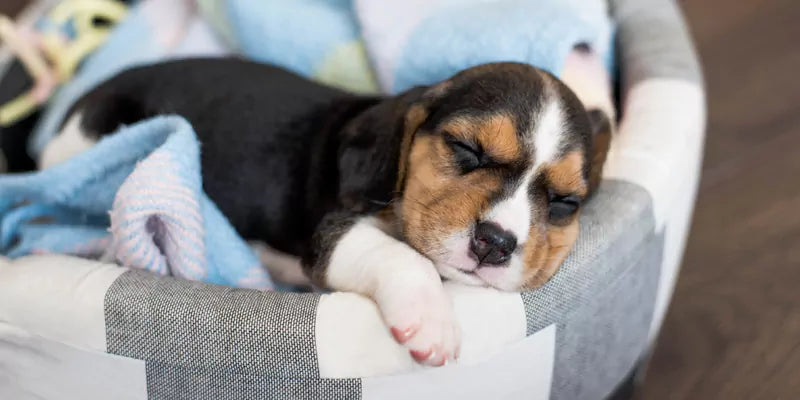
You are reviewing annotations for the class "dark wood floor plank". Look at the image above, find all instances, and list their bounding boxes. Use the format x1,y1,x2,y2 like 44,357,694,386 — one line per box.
694,0,800,172
640,0,800,398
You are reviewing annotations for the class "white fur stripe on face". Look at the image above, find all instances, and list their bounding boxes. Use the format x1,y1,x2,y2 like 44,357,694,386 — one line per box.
483,97,566,244
532,99,566,170
484,172,534,243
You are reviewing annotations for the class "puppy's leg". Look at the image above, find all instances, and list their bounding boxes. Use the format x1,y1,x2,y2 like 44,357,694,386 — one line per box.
305,212,460,366
39,87,149,170
38,111,98,170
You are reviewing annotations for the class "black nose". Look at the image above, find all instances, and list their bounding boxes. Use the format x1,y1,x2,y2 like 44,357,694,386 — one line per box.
470,222,517,266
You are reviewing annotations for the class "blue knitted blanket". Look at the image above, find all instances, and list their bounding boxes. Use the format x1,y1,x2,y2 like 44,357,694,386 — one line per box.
1,116,272,289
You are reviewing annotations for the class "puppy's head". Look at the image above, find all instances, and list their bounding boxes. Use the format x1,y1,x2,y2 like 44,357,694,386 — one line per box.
341,62,611,291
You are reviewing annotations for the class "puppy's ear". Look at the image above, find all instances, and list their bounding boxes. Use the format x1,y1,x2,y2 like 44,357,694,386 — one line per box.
337,84,447,212
585,109,613,197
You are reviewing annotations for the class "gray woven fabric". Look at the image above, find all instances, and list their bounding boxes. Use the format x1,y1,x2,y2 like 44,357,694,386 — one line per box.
145,361,360,400
550,230,663,400
105,270,321,378
522,180,662,399
522,180,656,334
610,0,702,87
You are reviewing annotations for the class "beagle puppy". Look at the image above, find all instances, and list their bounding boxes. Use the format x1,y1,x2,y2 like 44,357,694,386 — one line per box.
41,57,612,366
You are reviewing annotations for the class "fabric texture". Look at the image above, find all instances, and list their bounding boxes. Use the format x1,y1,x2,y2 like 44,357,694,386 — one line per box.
522,180,656,334
0,323,148,400
0,254,125,352
610,0,702,87
210,0,379,94
2,0,268,289
607,0,706,348
146,362,361,400
202,0,612,94
105,270,318,376
360,325,556,400
354,0,613,93
519,180,662,399
550,231,662,400
0,116,272,290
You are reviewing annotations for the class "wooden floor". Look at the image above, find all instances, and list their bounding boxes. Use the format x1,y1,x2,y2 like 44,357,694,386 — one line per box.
638,0,800,399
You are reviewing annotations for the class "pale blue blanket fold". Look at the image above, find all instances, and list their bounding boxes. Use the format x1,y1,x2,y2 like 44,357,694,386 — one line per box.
212,0,613,93
1,116,272,290
354,0,614,93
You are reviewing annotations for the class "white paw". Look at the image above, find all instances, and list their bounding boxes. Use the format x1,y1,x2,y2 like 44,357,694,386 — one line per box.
375,267,461,366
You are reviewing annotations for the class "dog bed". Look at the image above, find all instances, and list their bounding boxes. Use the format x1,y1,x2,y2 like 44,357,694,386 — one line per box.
0,0,704,398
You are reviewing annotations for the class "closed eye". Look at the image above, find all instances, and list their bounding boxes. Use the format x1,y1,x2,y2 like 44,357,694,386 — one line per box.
443,133,500,173
547,190,581,221
444,133,481,172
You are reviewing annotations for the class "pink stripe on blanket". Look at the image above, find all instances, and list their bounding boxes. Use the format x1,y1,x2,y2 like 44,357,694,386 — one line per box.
116,182,199,205
112,214,205,260
110,151,207,280
111,198,205,236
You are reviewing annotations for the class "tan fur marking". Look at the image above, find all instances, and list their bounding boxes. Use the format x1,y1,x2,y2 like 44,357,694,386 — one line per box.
396,104,429,193
521,218,579,289
517,151,585,289
476,114,521,163
401,135,502,254
439,114,522,163
545,151,587,197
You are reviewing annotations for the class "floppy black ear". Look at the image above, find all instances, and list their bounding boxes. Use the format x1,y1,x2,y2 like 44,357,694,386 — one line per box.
336,85,440,213
585,108,613,196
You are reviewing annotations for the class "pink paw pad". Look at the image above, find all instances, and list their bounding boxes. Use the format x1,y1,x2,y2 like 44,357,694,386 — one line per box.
390,326,417,343
409,348,433,363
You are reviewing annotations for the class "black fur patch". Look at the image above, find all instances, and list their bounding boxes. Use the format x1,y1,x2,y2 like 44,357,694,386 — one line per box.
64,58,607,285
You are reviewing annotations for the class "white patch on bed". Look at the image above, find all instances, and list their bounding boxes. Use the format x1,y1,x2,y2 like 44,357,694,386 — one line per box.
315,283,528,379
38,112,97,170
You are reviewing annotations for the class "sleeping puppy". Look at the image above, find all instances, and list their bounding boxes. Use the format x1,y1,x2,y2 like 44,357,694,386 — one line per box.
41,58,612,366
